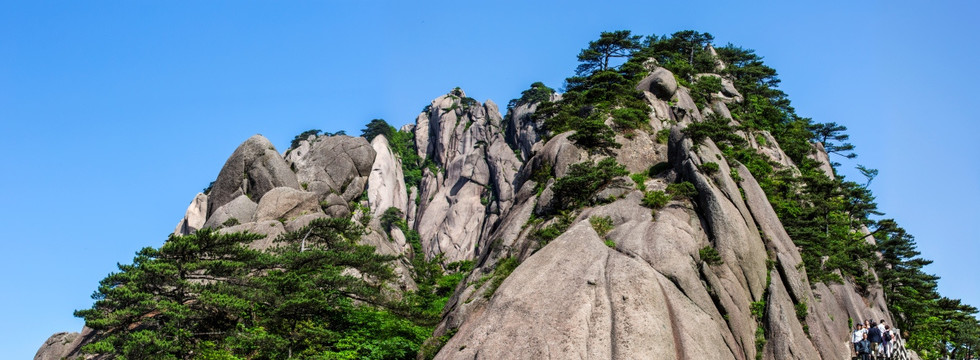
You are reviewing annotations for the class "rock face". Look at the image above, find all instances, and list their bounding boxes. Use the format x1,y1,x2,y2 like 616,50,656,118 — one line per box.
426,85,900,359
638,67,679,100
43,80,907,359
411,89,521,263
367,135,408,222
173,192,207,235
207,135,300,218
287,134,376,201
504,93,561,160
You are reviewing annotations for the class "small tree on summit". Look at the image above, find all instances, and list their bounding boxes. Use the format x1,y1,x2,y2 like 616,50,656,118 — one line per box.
809,122,856,159
576,30,642,76
362,118,395,142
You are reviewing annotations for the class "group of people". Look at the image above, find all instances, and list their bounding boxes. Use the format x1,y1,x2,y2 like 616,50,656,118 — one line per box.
852,319,899,360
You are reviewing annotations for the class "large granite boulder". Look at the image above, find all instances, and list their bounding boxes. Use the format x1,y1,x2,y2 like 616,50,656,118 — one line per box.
288,135,376,200
173,192,207,235
207,135,300,218
202,194,257,229
367,135,408,222
253,187,321,222
637,67,678,100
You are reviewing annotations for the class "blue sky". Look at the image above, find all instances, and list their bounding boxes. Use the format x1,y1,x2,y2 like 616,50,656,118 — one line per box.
2,1,977,357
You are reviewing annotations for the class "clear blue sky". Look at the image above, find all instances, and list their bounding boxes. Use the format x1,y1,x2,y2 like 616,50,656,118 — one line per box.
2,1,977,358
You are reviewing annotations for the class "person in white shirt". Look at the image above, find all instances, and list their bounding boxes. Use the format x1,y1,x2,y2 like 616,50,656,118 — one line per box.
852,323,866,357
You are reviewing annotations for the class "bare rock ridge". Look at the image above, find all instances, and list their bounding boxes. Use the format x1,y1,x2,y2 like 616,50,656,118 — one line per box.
38,68,903,358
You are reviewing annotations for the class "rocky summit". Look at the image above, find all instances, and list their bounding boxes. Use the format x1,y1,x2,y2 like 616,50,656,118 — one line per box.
39,31,971,360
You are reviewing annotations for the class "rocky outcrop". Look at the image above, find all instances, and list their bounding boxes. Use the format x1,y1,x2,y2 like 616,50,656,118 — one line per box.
809,141,836,178
504,93,561,159
411,89,521,263
287,135,376,201
367,136,408,223
431,87,897,359
34,327,98,360
173,192,207,235
202,194,257,229
207,135,300,217
42,64,908,360
637,67,678,100
253,187,321,222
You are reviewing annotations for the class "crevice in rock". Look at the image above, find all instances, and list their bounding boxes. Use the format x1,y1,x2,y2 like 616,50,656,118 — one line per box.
658,278,686,360
603,250,618,360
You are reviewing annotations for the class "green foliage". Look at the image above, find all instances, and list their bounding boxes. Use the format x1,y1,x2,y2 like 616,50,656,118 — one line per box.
589,215,614,238
700,161,720,175
538,35,651,153
381,207,405,232
630,173,647,191
568,114,621,155
550,158,628,212
530,211,574,245
74,219,441,359
809,121,856,159
483,257,519,299
690,75,723,109
604,239,616,248
203,181,215,195
631,30,716,81
666,181,698,199
575,30,642,76
641,190,669,209
530,162,554,195
290,129,322,149
699,246,723,266
750,300,766,319
361,119,394,142
222,217,239,227
683,113,747,147
508,82,555,109
655,129,670,144
754,325,766,360
794,301,808,322
610,106,649,131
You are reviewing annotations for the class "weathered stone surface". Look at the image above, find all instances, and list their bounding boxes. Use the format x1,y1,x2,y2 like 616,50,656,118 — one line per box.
505,93,560,159
173,192,207,235
367,135,408,221
203,194,257,229
614,130,664,174
34,327,98,360
412,90,521,263
595,175,635,201
750,130,796,168
253,187,321,222
34,332,78,360
207,135,300,217
438,222,739,360
289,135,376,199
808,142,836,178
706,44,726,72
637,67,678,100
320,192,350,219
672,87,702,125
